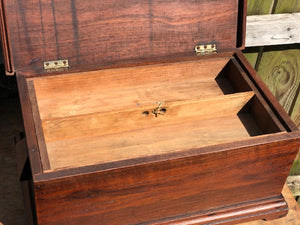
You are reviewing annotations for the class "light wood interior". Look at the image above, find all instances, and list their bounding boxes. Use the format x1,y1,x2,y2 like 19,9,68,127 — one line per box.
28,56,285,171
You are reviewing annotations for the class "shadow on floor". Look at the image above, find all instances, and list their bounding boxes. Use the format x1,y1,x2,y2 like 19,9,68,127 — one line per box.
0,71,26,225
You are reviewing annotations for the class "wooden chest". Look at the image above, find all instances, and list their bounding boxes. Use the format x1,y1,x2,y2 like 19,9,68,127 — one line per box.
1,0,300,224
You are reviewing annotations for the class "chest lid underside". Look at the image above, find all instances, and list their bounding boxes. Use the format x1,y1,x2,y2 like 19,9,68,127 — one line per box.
0,0,245,75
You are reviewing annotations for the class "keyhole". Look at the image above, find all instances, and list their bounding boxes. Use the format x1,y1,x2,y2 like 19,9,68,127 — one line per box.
142,111,149,116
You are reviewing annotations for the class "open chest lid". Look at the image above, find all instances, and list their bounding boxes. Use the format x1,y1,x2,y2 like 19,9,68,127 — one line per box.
0,0,246,75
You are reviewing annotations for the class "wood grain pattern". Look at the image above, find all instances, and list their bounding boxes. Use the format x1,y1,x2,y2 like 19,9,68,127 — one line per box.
27,81,51,170
246,13,300,47
29,56,262,170
265,0,300,181
257,49,300,116
152,196,289,224
28,53,291,170
241,184,300,225
33,138,300,225
244,0,300,123
26,52,297,171
14,50,300,224
17,75,44,174
1,0,299,223
1,0,242,75
46,114,254,170
42,92,254,143
21,50,298,174
243,1,300,182
235,50,299,132
31,57,230,120
1,98,299,225
230,55,288,132
1,95,300,225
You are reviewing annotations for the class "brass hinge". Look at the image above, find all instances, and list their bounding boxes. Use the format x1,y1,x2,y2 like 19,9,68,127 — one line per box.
195,42,217,56
43,59,69,72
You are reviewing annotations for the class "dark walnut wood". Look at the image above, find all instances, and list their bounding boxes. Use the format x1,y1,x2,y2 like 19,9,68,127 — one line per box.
2,0,300,224
15,51,300,225
32,138,298,225
0,0,245,75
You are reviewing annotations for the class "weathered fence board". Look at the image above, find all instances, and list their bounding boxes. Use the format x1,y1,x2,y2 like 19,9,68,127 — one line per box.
244,1,300,185
287,176,300,196
246,13,300,47
256,49,300,116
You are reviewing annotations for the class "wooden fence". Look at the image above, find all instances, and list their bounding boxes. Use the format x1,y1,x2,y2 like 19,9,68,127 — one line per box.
244,0,300,203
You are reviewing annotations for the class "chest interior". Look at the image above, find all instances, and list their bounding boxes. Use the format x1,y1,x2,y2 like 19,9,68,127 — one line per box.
26,54,285,171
